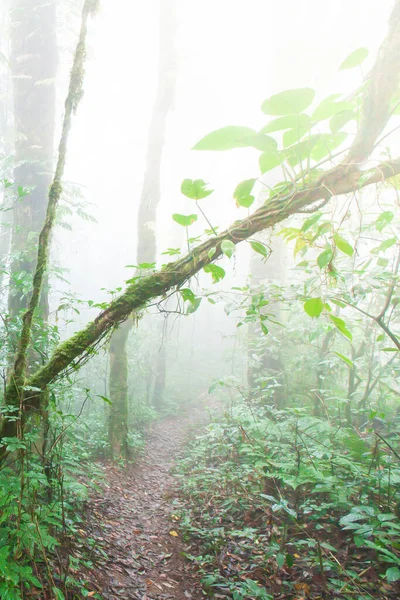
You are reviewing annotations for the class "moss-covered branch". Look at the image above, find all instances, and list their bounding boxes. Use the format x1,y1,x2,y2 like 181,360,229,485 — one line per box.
4,1,96,405
25,155,400,392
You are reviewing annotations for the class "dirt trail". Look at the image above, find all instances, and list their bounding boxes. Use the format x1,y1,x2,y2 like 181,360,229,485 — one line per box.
84,405,210,600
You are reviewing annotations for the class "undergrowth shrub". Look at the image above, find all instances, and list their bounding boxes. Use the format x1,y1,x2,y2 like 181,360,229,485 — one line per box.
175,399,400,599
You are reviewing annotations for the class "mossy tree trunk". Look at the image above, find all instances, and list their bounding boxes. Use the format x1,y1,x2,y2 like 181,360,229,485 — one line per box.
0,0,98,455
8,0,57,321
108,322,130,458
108,0,176,456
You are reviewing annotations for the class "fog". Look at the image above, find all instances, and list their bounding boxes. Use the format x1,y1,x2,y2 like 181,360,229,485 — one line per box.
0,0,398,410
59,0,390,302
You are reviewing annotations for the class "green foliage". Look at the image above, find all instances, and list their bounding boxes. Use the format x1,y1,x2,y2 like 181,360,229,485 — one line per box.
304,297,324,318
261,88,315,115
172,213,198,227
175,398,400,598
339,47,369,70
193,126,260,151
181,179,214,200
221,240,235,259
233,178,256,208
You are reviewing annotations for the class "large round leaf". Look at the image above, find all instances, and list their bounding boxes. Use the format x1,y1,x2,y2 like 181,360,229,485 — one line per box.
260,113,311,134
181,179,213,200
193,126,256,150
172,213,198,227
234,178,256,208
259,151,282,173
261,88,315,116
339,47,368,70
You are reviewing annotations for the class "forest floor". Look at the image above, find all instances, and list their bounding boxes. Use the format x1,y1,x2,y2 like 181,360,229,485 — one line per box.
81,403,211,600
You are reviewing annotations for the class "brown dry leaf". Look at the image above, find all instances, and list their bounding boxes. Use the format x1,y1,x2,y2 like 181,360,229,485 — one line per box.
87,593,96,598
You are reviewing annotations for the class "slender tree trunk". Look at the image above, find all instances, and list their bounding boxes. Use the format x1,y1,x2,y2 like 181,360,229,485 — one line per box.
8,0,57,319
0,0,12,294
108,0,177,455
108,322,130,458
0,0,96,456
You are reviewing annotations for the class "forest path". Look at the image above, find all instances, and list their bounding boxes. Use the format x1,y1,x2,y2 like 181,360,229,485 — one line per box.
84,404,211,600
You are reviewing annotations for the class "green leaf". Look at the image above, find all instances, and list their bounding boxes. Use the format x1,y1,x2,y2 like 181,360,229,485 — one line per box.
221,239,235,258
179,288,196,304
334,351,354,368
285,136,320,166
260,114,311,133
304,297,324,318
313,222,332,239
208,246,217,259
181,179,213,200
334,233,354,256
330,110,356,133
193,126,256,151
236,195,254,208
386,567,400,583
276,553,285,569
234,179,256,208
172,213,198,227
259,151,282,173
261,88,315,116
377,257,389,268
53,588,65,600
310,132,347,161
244,133,277,152
282,125,311,147
286,554,294,568
186,297,202,314
250,240,269,258
372,237,397,253
97,395,112,405
339,47,368,70
317,248,333,268
329,315,352,340
375,211,393,232
203,264,226,283
301,212,322,232
312,95,354,121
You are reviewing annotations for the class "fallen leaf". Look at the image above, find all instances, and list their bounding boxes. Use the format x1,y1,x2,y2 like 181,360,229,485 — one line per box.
169,530,179,537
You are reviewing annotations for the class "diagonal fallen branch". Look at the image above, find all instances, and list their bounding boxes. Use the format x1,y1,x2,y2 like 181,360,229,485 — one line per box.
26,156,400,392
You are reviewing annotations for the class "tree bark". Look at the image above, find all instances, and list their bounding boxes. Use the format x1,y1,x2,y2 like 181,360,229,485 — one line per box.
1,0,98,448
108,0,177,455
8,0,57,319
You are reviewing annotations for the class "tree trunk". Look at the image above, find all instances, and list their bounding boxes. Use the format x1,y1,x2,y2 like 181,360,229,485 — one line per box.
0,0,13,294
8,0,57,319
108,321,130,458
0,0,96,458
108,0,177,453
